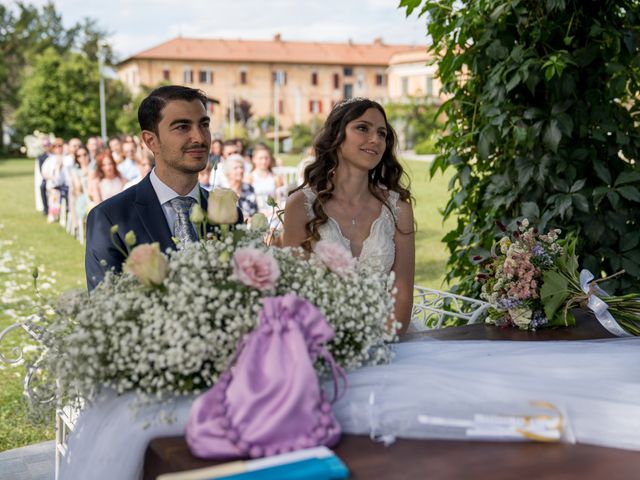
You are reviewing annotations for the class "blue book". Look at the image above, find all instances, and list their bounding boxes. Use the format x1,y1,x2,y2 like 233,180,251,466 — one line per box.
214,455,349,480
156,446,349,480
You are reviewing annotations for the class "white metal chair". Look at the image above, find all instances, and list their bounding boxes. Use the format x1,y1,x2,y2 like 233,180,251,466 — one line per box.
409,285,490,331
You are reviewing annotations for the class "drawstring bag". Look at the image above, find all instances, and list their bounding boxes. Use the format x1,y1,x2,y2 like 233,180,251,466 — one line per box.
186,294,347,459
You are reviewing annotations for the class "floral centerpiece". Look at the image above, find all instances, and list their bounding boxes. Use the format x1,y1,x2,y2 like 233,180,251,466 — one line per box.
479,219,640,335
40,210,396,406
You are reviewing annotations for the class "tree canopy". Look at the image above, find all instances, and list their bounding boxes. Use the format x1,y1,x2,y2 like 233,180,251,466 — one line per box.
0,1,121,150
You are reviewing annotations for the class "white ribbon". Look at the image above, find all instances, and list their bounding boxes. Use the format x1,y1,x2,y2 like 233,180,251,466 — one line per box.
579,269,632,337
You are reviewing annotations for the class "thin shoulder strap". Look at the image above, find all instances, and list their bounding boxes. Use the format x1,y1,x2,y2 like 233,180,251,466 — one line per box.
301,187,316,220
387,190,400,220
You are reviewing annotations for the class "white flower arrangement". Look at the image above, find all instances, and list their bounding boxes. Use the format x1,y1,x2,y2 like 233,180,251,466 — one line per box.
41,227,396,406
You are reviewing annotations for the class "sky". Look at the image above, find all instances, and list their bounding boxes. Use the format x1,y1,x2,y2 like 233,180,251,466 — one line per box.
14,0,429,60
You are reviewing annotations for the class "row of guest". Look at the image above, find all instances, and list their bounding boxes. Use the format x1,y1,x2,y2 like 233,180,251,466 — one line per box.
199,141,286,219
37,134,308,240
37,135,155,242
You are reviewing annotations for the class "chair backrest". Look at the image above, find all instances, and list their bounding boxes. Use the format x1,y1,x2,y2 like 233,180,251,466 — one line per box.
410,285,490,331
273,166,299,191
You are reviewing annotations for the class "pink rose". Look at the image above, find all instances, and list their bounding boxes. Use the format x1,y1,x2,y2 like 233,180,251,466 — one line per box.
314,240,356,275
123,243,168,287
232,247,280,291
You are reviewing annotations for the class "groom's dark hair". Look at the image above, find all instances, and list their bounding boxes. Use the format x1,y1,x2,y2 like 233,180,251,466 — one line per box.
138,85,208,135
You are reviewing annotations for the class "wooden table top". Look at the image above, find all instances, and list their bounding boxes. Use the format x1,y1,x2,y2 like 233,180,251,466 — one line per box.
144,434,640,480
143,309,632,480
402,308,615,342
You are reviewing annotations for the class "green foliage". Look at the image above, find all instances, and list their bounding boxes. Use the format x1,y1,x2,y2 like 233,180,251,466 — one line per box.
385,97,444,149
401,0,640,295
14,47,130,140
115,85,156,135
290,121,323,153
414,134,440,154
0,2,115,151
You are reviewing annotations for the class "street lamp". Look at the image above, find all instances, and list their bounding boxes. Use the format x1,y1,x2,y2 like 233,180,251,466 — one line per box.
98,40,108,144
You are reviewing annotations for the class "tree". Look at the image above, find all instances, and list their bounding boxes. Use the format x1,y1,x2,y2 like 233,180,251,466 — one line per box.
385,97,443,150
227,98,254,127
115,85,155,135
401,0,640,295
0,1,116,151
15,47,130,140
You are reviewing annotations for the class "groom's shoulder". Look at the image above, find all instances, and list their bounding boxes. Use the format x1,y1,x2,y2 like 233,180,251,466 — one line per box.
95,185,138,215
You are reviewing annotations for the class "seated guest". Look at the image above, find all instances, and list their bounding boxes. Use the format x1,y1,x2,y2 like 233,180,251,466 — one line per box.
247,143,283,215
89,151,125,203
208,138,222,167
70,146,93,241
198,161,213,191
123,149,154,189
108,136,124,164
117,141,140,181
41,138,66,223
210,139,241,188
225,154,258,218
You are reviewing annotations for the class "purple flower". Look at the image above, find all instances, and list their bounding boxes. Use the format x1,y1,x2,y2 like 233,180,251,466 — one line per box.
532,244,545,257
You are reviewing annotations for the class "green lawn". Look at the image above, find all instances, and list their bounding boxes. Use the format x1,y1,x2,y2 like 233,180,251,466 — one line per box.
0,156,453,452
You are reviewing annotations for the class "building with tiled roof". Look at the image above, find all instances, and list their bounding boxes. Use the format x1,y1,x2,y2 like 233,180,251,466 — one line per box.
117,35,437,135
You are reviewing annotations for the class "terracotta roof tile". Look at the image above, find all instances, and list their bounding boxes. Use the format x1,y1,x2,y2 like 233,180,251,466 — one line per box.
122,36,426,66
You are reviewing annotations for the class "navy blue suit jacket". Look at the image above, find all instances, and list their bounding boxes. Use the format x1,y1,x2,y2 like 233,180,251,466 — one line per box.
85,174,243,291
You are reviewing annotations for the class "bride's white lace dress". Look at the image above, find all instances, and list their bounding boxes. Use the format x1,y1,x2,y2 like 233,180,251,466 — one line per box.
302,187,398,274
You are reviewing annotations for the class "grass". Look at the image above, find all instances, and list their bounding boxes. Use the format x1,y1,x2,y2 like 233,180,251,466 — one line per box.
0,158,85,452
0,155,453,452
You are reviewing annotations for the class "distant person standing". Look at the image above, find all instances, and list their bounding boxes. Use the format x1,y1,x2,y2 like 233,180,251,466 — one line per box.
36,138,52,216
247,143,283,216
118,141,140,181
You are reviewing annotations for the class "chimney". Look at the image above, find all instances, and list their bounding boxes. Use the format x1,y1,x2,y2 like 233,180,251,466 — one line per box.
373,37,383,46
274,33,282,42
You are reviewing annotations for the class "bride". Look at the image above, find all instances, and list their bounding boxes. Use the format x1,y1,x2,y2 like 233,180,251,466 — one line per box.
282,98,415,333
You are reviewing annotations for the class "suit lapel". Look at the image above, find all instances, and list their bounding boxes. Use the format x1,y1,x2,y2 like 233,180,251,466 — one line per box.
134,175,174,252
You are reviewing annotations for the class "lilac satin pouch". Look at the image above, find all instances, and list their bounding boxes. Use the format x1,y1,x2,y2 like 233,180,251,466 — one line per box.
185,294,346,459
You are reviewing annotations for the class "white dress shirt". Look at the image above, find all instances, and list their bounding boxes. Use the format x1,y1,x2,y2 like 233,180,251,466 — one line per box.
149,169,200,236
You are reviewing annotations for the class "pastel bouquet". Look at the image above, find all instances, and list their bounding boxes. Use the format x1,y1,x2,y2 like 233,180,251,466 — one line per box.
39,223,396,407
479,219,640,335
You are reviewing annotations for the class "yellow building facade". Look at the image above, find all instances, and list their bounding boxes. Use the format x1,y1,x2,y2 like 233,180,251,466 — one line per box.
117,35,439,135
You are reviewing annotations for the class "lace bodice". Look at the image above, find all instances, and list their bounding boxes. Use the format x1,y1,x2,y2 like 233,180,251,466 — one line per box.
302,187,398,274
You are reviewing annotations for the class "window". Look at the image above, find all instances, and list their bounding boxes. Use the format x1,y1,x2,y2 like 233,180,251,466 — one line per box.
333,73,340,89
343,67,353,76
402,77,409,96
163,69,170,81
183,68,193,84
311,71,318,86
309,100,323,114
344,84,353,99
272,70,287,85
199,70,213,84
375,74,385,86
425,76,433,97
240,70,247,85
278,100,284,114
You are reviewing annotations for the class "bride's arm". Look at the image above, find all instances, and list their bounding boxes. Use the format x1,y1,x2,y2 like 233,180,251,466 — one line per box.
392,199,415,334
282,190,309,248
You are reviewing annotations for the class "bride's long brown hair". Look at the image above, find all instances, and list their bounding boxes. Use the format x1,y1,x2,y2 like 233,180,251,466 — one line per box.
291,98,413,252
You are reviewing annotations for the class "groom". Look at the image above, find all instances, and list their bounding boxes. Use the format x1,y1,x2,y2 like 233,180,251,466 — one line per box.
85,85,242,291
